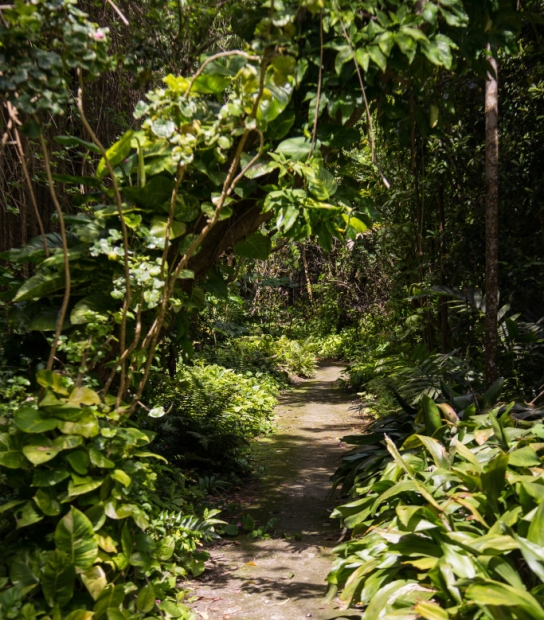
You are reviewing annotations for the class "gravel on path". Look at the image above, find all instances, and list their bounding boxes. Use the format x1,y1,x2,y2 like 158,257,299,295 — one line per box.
188,364,363,620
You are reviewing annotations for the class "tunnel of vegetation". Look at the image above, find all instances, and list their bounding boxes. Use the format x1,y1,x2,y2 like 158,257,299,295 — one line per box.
1,0,544,618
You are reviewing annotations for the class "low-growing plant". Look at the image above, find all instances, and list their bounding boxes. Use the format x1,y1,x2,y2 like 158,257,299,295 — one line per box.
327,384,544,618
150,364,278,470
0,371,212,620
199,334,318,379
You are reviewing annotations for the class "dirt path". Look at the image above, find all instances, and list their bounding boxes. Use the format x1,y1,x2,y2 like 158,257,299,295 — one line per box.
188,364,362,620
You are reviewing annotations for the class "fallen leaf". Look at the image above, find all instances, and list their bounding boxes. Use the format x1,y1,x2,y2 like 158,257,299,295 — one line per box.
246,561,257,566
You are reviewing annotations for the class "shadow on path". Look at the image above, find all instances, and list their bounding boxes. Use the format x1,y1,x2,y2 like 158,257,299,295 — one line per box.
188,364,363,620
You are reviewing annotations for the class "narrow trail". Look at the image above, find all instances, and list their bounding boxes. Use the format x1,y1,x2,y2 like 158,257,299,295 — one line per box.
189,364,362,620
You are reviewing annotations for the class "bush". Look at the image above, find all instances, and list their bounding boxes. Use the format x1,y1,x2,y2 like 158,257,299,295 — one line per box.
198,334,318,379
150,364,278,470
327,386,544,618
0,370,223,620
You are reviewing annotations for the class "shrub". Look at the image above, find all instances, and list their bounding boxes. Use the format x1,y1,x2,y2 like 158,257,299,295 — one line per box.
0,371,220,620
199,334,318,379
327,387,544,618
150,364,278,470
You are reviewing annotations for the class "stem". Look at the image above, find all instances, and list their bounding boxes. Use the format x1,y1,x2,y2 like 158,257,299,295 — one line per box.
336,3,390,189
6,103,49,257
309,10,324,158
35,120,71,372
76,71,132,402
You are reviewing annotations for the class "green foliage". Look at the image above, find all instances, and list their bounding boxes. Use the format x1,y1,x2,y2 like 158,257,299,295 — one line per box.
0,0,113,115
151,364,278,470
200,335,318,379
0,373,217,619
328,389,544,618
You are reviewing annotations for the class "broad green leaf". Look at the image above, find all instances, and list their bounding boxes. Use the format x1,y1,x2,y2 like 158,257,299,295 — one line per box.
355,48,370,72
160,601,186,618
96,532,117,553
0,499,26,513
32,468,70,487
89,447,115,469
335,45,353,75
481,453,508,513
67,477,104,497
67,449,90,475
266,109,296,141
55,135,101,154
111,469,131,487
149,216,186,240
81,565,107,601
516,535,544,582
36,370,70,395
509,446,541,468
490,411,509,450
97,130,134,179
122,174,175,209
305,165,338,200
528,501,544,546
136,584,156,613
275,136,312,160
15,502,43,529
41,550,75,608
52,434,83,451
22,437,60,465
93,585,125,620
0,433,26,469
368,45,387,72
58,412,99,437
467,580,544,620
64,611,95,620
9,550,40,594
71,294,113,325
157,535,176,560
415,434,450,468
55,507,98,569
13,273,64,302
421,396,443,436
14,407,60,434
33,488,61,516
414,601,448,620
192,73,230,94
86,505,106,532
234,233,271,260
67,387,101,407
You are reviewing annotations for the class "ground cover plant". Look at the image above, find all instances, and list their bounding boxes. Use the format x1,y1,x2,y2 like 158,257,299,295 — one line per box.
327,382,544,618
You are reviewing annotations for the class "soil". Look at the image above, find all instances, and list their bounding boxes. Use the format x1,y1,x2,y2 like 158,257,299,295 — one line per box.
187,364,364,620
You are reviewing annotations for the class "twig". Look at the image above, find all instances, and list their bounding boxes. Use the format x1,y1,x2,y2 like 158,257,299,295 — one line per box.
106,0,129,25
335,3,390,189
6,103,49,257
34,118,71,372
76,70,132,405
309,10,324,158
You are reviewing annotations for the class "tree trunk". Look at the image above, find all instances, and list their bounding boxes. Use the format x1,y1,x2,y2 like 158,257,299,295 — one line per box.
485,47,500,385
438,183,450,353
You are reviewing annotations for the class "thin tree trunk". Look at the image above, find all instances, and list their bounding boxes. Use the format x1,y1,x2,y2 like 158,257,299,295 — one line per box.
485,47,500,385
438,183,450,353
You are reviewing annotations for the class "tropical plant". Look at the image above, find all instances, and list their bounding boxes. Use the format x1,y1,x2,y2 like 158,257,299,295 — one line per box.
328,385,544,618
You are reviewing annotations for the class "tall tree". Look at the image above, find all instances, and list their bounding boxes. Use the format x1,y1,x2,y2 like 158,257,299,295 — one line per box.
485,45,500,384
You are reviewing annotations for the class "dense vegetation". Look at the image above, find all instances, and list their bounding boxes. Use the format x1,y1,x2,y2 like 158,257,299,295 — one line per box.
1,0,544,618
